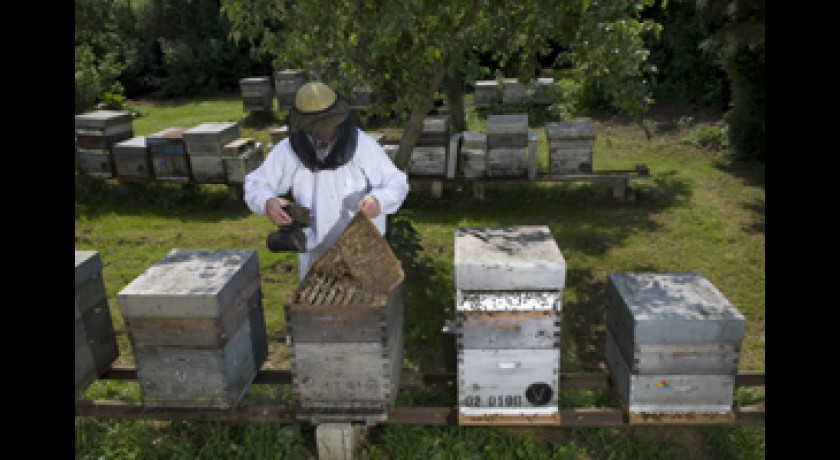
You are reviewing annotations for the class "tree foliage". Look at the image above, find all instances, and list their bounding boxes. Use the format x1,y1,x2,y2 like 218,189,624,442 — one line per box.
220,0,660,170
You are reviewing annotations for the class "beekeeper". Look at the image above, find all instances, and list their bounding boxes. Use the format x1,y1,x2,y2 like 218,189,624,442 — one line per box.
243,81,410,280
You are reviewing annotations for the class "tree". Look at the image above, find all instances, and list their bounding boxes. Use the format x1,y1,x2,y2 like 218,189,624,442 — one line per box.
221,0,659,170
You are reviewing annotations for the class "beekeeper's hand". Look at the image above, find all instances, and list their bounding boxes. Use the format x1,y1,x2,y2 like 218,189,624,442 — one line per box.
357,194,381,219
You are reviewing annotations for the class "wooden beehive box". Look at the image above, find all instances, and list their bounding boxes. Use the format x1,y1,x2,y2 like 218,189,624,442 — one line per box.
544,121,595,175
75,250,119,400
117,249,268,409
473,80,499,108
223,141,263,184
240,76,273,111
286,211,405,424
147,127,191,182
486,114,529,148
274,69,307,109
604,272,746,419
112,136,152,179
409,146,447,176
453,226,565,426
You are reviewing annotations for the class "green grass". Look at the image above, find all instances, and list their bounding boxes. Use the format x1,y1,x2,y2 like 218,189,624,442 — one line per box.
76,94,765,458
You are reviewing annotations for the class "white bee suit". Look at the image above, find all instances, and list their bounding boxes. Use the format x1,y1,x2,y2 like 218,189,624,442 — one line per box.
243,129,409,280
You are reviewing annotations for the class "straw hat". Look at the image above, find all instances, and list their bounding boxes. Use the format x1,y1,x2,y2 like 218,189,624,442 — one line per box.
287,82,350,132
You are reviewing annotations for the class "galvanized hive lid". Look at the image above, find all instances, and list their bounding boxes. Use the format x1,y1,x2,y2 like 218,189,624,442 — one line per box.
307,211,404,296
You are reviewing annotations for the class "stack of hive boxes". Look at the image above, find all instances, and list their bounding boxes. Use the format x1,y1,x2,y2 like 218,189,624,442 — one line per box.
409,114,451,176
274,69,308,110
182,122,240,184
75,110,134,178
473,80,499,108
285,211,405,424
544,121,595,175
240,77,274,112
117,249,268,409
147,126,191,182
501,78,526,105
530,77,555,105
349,85,372,111
604,272,746,421
75,250,120,400
112,136,152,180
453,226,566,426
222,138,264,185
460,132,487,178
486,114,530,177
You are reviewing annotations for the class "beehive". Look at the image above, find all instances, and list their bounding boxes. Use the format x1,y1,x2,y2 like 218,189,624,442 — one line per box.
75,250,119,400
240,76,273,111
117,249,268,409
486,114,529,177
147,127,191,182
473,80,499,108
74,110,134,178
223,140,264,184
183,122,240,184
604,272,746,417
274,69,307,109
544,121,595,175
453,226,565,425
112,136,152,179
286,211,404,424
502,78,526,105
460,131,487,178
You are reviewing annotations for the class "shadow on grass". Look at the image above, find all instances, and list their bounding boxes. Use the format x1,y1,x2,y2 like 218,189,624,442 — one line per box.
75,175,252,222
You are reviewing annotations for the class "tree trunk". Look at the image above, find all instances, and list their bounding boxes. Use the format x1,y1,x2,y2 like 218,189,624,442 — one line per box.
393,60,450,172
443,73,467,134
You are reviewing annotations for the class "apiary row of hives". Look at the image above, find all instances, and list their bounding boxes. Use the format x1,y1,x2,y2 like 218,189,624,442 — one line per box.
76,221,747,422
240,70,372,112
473,77,555,107
75,110,264,184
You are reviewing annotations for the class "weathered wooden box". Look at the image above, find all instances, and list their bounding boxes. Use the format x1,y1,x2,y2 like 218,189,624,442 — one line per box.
223,141,263,184
417,114,451,146
350,85,372,109
188,155,226,184
605,327,737,415
486,114,529,148
286,211,405,424
183,123,240,183
148,127,190,182
604,272,746,415
117,249,268,409
487,147,528,177
269,125,289,145
112,136,152,179
75,110,133,129
274,69,307,109
530,77,555,105
76,148,115,178
183,122,240,157
409,146,447,176
502,78,526,105
454,226,566,292
460,131,488,178
474,80,499,108
75,250,119,400
545,121,595,175
240,76,273,111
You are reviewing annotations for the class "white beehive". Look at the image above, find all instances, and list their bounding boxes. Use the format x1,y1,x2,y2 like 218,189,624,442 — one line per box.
454,226,565,425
